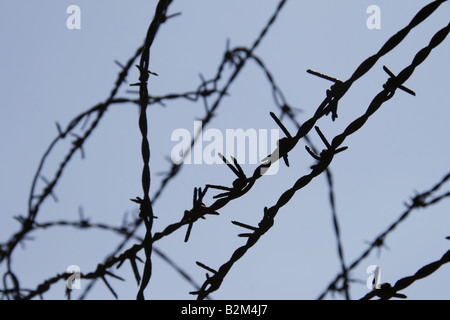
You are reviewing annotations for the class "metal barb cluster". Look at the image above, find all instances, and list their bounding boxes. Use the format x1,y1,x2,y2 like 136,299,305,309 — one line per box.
1,0,449,301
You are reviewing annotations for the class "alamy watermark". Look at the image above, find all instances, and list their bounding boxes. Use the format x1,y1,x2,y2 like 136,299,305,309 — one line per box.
66,265,81,290
170,121,280,175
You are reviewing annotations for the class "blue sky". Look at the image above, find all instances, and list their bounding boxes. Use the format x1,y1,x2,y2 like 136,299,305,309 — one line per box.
1,1,449,300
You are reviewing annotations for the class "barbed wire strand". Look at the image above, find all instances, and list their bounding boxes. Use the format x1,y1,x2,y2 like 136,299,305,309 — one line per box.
78,0,289,300
26,215,205,299
101,0,448,299
1,0,448,300
36,0,291,301
190,22,450,300
151,0,288,202
318,171,450,299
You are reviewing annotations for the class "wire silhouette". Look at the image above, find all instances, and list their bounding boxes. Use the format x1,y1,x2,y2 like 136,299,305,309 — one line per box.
1,0,449,300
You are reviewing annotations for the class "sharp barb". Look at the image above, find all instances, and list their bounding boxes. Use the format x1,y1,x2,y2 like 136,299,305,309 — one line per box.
212,192,230,199
221,154,241,177
198,187,207,200
206,184,231,191
238,233,253,238
114,59,125,69
130,258,141,285
270,112,292,138
335,146,348,154
383,66,415,96
399,85,416,96
305,145,321,161
307,69,340,83
283,154,290,167
55,122,63,137
193,187,198,206
196,261,217,274
315,126,330,148
383,65,395,78
184,223,193,243
105,271,125,282
231,155,245,176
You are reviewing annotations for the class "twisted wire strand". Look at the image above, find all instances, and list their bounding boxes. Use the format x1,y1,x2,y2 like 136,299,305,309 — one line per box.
0,215,204,300
360,248,450,300
18,0,290,300
149,0,448,266
61,0,290,299
152,0,288,203
191,22,450,300
244,49,351,299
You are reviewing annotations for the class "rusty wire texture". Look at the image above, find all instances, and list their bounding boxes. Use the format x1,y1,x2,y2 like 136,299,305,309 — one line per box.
1,0,449,300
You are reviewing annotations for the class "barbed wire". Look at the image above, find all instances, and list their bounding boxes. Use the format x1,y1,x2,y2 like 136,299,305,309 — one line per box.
1,0,290,300
132,0,173,301
360,248,450,300
0,210,205,300
318,171,450,299
1,0,448,300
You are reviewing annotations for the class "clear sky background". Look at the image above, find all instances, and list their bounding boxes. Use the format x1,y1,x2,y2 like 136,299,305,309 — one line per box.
1,1,449,300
